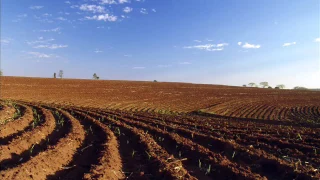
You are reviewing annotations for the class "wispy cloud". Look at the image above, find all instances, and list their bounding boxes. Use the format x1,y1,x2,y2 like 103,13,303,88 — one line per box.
1,38,12,45
33,44,68,49
183,43,228,51
80,4,105,13
65,1,71,4
194,40,201,43
140,8,148,14
124,54,132,57
27,52,55,58
119,0,130,4
123,7,133,13
241,42,261,49
30,6,44,10
237,42,242,46
85,14,117,22
40,27,61,33
132,66,145,69
282,42,296,47
26,37,55,45
94,49,103,53
100,0,117,4
151,9,156,12
315,38,320,42
57,17,67,21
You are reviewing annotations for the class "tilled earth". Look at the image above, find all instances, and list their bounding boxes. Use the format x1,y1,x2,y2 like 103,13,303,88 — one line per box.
0,77,319,179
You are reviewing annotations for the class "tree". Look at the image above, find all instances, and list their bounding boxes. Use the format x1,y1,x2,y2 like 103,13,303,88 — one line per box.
0,70,2,76
268,86,272,89
248,82,256,87
242,84,246,87
93,73,99,80
154,80,158,82
260,82,269,88
58,70,63,79
294,86,308,90
53,73,56,78
276,84,285,89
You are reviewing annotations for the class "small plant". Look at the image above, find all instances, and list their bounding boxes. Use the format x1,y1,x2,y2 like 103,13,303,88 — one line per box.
30,144,36,154
131,150,136,157
145,151,151,160
206,164,211,175
232,151,236,159
198,159,202,169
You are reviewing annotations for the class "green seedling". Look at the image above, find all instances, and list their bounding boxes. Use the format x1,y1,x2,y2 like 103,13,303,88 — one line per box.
30,144,36,154
145,151,151,160
206,164,211,175
132,150,136,158
198,159,202,169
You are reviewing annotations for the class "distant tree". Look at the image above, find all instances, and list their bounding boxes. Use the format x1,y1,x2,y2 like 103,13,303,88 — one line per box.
0,70,2,76
242,84,246,87
294,86,308,90
276,84,285,89
275,87,280,89
268,86,272,89
154,80,158,82
248,82,256,87
58,70,63,79
93,73,99,80
260,82,269,88
53,73,56,78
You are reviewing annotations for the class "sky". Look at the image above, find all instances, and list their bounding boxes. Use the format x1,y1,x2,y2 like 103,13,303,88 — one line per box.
1,0,319,89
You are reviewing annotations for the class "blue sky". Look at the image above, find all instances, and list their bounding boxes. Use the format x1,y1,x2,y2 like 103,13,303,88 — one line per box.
1,0,319,88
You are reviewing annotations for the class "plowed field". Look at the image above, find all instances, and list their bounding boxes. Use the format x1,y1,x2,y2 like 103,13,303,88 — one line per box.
0,77,319,179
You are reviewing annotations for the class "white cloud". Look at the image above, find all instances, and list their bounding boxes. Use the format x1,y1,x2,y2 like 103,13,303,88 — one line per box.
70,5,79,8
40,27,61,33
237,42,242,46
30,6,44,10
123,7,133,13
26,38,55,45
94,49,103,53
65,1,71,4
100,0,117,4
85,14,117,22
132,66,145,69
282,42,296,47
315,38,320,42
119,0,130,4
1,38,11,45
33,44,68,49
152,9,156,12
183,43,228,51
28,52,53,58
140,8,148,14
206,39,213,42
124,54,132,57
217,43,228,47
242,42,260,49
194,40,201,43
179,62,191,65
57,17,67,21
80,4,105,13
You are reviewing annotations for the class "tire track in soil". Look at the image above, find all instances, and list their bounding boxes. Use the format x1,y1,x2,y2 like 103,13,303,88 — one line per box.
0,109,85,180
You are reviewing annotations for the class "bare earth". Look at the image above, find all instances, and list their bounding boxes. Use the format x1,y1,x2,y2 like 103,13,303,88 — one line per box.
0,76,319,179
